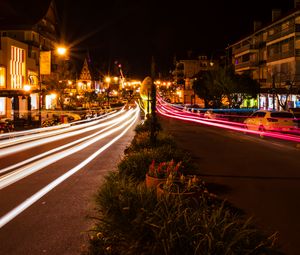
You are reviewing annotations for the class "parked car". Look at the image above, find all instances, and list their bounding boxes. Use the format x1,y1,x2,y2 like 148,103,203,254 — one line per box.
244,110,298,132
0,119,14,133
203,109,217,119
289,108,300,128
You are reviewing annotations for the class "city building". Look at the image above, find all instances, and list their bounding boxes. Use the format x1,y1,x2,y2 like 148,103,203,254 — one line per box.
228,0,300,110
77,57,101,95
0,0,63,126
172,56,213,105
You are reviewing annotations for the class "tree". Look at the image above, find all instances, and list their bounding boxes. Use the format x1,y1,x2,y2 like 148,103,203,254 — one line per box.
46,79,68,110
83,91,98,108
226,71,260,108
193,66,259,108
271,72,300,110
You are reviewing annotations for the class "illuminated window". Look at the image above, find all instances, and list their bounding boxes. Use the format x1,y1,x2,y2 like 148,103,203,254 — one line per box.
0,67,5,88
30,94,38,110
0,97,5,115
10,46,25,89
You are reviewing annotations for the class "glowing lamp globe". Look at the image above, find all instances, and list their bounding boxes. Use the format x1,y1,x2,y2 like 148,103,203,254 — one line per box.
140,76,152,100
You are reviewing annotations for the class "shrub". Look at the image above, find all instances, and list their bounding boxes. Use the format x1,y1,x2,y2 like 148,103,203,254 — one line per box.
125,131,176,154
87,172,158,255
147,160,182,179
87,176,279,255
119,145,193,181
134,116,161,134
145,195,279,255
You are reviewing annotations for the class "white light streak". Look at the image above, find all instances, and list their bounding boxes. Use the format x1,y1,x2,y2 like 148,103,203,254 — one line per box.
0,110,127,157
0,109,137,189
0,107,139,228
0,110,121,149
0,110,132,174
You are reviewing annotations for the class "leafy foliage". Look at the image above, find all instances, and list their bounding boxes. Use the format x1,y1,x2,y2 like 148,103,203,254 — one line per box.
85,118,280,255
147,160,182,179
86,173,279,255
119,145,193,181
193,66,260,108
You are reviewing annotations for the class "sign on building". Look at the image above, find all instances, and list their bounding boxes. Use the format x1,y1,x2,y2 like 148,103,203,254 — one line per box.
40,51,51,75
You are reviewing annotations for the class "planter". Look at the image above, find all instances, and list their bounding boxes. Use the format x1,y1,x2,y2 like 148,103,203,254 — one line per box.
145,173,166,188
156,181,203,199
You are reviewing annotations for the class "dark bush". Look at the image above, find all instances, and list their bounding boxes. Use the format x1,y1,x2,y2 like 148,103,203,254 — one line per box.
119,145,193,181
125,131,176,154
86,173,279,255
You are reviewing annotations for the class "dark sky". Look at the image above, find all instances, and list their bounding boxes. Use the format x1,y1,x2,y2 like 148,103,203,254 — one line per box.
56,0,294,78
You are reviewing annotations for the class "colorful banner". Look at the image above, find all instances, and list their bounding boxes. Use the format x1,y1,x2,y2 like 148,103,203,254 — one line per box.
40,51,51,75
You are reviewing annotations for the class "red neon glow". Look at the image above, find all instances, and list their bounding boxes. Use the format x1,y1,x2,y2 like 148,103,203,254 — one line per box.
157,97,300,143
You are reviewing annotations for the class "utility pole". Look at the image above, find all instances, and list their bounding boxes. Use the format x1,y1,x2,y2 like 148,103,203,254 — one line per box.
150,56,157,145
272,74,276,110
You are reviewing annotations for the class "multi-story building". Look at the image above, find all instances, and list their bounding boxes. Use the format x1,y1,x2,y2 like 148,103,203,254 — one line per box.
172,56,211,104
0,0,61,125
228,0,300,110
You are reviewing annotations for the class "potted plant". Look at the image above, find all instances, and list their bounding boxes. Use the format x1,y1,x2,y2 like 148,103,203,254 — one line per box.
156,175,207,199
145,160,182,188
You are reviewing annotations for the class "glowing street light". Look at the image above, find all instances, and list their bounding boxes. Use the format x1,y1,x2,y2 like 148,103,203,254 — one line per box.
56,46,67,56
23,85,31,92
105,76,111,83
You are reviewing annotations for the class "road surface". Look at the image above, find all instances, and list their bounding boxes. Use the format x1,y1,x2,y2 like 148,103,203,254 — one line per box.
0,108,139,254
159,115,300,255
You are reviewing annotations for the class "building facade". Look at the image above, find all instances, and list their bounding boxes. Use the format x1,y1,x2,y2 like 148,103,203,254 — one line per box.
228,0,300,110
0,0,61,125
173,56,211,105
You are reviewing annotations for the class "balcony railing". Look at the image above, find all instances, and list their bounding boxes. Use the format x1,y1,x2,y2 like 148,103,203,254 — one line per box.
232,44,258,55
266,26,295,42
295,49,300,57
235,61,258,69
268,50,294,62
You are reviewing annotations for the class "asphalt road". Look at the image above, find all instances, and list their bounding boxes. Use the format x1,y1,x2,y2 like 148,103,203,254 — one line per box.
0,109,139,255
159,115,300,255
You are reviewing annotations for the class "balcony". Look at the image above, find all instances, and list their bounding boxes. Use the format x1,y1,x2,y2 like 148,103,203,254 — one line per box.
267,26,295,42
295,49,300,57
268,50,294,62
235,61,258,69
232,44,258,55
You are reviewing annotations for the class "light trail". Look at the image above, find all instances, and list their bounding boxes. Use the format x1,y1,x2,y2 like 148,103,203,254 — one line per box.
159,97,300,136
0,107,139,228
0,109,138,189
0,110,133,174
0,110,127,157
0,110,118,141
0,110,121,149
157,101,300,143
158,98,246,128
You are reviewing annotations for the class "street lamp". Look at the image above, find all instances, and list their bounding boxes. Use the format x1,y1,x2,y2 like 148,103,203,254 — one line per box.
57,46,67,56
105,76,111,106
23,84,31,92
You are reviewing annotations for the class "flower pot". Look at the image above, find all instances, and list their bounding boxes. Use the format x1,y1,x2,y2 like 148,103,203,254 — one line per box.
145,173,166,188
156,181,203,199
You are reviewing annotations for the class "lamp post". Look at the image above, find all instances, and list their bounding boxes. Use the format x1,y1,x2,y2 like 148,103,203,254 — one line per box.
105,76,111,106
37,46,68,127
150,56,157,145
23,84,31,124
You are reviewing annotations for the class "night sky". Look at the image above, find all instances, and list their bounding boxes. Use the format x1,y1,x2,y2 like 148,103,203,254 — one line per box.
57,0,293,78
